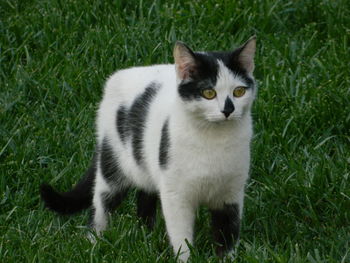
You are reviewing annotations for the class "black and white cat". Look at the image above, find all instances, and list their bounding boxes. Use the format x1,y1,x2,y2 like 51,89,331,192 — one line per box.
40,36,257,261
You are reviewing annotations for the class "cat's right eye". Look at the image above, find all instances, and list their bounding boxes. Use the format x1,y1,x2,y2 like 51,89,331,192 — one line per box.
201,89,216,100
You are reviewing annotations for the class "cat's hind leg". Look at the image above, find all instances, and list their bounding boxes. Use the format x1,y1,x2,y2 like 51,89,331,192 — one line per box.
136,190,158,229
90,169,128,235
90,170,129,235
90,138,130,234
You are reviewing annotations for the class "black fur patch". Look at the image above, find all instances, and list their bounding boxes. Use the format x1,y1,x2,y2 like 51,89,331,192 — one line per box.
136,190,158,229
209,50,255,88
116,105,129,144
178,53,219,101
211,203,240,257
222,97,235,117
129,82,160,165
100,137,124,183
159,118,170,169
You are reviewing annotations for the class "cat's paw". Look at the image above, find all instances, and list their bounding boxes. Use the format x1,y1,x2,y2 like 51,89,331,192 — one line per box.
224,249,236,262
86,231,97,244
215,245,237,261
177,251,190,263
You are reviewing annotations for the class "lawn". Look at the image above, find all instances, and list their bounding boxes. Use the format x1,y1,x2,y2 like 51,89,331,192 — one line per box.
0,0,349,262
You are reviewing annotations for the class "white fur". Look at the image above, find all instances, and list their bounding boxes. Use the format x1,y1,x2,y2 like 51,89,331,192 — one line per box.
92,60,254,262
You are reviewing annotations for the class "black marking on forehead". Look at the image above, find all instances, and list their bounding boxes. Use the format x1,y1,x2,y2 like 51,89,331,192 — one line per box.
159,118,170,169
116,105,129,144
129,82,160,166
178,52,219,101
208,50,255,88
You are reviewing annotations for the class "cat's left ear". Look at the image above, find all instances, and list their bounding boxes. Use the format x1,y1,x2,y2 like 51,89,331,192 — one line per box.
237,36,256,74
173,41,197,81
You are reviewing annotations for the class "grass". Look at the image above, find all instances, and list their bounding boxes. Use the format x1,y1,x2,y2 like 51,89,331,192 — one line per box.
1,0,349,262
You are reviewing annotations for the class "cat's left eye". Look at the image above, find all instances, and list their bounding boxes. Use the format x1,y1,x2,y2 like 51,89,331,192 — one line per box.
233,86,246,97
201,89,216,100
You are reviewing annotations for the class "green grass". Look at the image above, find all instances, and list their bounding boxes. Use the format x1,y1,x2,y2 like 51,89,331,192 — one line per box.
1,0,349,262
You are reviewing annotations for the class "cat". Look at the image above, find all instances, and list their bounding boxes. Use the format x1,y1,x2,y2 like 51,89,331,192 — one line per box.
40,36,257,262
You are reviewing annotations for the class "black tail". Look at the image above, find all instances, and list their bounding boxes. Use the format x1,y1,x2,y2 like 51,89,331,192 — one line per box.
40,158,96,215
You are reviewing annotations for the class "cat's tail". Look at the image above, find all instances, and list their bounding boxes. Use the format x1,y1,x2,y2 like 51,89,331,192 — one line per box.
40,158,96,215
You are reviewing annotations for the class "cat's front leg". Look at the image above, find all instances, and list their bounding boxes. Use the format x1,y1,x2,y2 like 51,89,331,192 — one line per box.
160,190,196,262
210,189,244,258
210,203,240,258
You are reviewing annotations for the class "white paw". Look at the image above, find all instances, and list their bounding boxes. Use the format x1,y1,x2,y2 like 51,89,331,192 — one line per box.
177,250,190,262
86,231,97,244
224,249,236,261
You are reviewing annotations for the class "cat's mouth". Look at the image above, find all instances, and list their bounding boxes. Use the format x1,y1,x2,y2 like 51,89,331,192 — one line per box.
206,116,235,122
205,113,244,123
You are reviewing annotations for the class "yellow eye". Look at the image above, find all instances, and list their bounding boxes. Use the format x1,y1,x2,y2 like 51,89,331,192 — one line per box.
233,86,246,97
201,89,216,100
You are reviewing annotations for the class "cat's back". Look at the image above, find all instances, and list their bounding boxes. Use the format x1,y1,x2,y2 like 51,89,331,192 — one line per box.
103,64,175,102
97,64,176,145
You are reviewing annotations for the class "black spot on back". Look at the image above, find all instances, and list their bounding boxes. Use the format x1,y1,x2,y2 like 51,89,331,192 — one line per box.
116,105,129,144
100,137,124,183
129,82,160,165
159,118,170,169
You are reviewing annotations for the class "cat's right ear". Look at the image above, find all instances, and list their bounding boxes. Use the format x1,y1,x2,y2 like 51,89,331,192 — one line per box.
173,42,197,81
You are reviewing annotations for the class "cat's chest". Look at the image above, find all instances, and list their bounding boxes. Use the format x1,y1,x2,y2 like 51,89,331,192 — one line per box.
165,130,250,207
171,129,250,176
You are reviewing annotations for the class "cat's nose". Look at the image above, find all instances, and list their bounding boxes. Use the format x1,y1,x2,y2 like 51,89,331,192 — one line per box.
221,110,233,118
222,97,235,118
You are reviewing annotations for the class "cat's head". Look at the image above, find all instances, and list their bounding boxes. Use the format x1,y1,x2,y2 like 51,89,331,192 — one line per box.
174,36,256,123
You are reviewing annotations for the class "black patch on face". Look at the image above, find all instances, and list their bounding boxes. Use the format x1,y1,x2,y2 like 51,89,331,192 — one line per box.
136,190,158,229
116,105,129,144
159,118,170,169
100,137,124,183
210,203,240,257
222,97,235,118
178,53,219,101
208,50,255,88
129,82,160,165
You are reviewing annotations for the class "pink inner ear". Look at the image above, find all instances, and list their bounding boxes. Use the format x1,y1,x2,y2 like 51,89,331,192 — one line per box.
238,38,256,73
174,43,197,80
177,62,196,80
239,54,254,73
